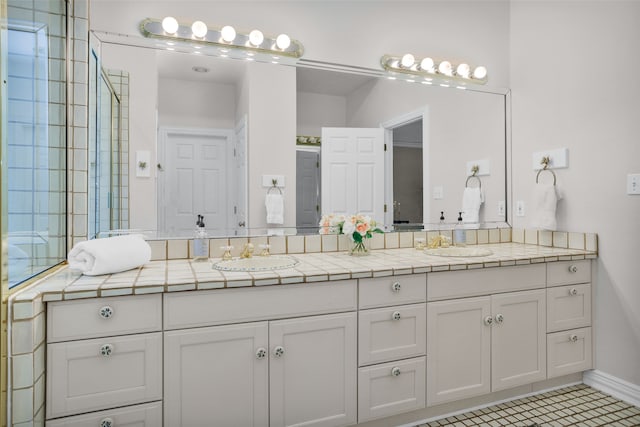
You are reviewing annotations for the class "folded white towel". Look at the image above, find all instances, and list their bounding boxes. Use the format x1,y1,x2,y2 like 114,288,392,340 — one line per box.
530,183,560,231
462,187,484,224
68,234,151,276
265,193,284,224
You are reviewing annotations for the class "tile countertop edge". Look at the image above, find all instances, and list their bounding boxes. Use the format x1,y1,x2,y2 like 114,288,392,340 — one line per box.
13,242,597,303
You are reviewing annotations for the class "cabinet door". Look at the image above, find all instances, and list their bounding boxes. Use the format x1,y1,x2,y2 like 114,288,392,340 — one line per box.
164,322,269,427
270,312,357,427
491,289,546,391
426,297,491,406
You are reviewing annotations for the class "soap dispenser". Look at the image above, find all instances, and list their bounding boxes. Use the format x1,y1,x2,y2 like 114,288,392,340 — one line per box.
454,212,466,246
193,214,208,261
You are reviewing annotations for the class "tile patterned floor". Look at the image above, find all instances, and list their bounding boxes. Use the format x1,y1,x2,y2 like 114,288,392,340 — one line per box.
418,384,640,426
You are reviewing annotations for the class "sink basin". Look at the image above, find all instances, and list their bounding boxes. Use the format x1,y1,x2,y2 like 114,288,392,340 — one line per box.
212,255,299,272
424,247,493,257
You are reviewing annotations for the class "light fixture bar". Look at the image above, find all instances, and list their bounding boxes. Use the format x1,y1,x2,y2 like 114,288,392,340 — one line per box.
381,54,488,86
140,18,304,60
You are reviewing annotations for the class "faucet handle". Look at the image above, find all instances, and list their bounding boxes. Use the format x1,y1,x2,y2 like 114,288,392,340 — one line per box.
221,245,233,261
259,244,271,256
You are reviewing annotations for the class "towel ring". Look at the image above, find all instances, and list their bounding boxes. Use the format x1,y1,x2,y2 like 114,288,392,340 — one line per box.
268,179,282,194
536,156,557,185
465,175,482,189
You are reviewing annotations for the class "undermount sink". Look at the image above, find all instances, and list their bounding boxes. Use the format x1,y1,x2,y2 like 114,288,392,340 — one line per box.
424,247,493,257
212,255,299,272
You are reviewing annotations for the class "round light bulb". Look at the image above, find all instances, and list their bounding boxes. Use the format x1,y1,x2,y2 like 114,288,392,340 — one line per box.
400,53,415,68
276,33,291,50
249,29,264,46
473,66,488,79
419,57,434,71
456,63,470,78
191,21,208,38
438,60,452,76
220,25,236,42
162,16,179,35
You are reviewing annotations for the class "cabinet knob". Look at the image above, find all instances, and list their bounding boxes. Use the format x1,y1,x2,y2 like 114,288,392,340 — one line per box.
392,311,401,321
484,316,494,326
495,313,504,324
100,418,114,427
99,306,114,319
391,367,401,377
569,334,578,343
256,348,267,359
273,346,285,358
569,288,578,296
100,344,114,357
391,282,401,292
568,265,578,273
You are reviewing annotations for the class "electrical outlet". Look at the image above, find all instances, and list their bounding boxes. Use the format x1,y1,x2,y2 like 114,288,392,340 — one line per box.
515,200,525,217
497,201,505,217
628,174,640,195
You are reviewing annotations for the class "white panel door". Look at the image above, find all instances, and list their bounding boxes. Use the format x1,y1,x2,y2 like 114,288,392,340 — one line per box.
426,297,491,406
164,322,269,427
491,289,546,391
321,127,384,220
270,312,357,427
159,128,231,235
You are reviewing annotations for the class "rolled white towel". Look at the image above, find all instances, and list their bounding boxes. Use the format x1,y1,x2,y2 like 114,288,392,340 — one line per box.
68,234,151,276
265,193,284,224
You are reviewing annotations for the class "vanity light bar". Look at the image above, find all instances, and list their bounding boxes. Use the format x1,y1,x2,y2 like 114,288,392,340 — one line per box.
140,18,304,60
381,54,488,86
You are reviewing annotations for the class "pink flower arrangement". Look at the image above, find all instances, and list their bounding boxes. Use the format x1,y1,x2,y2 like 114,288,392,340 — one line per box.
320,213,383,254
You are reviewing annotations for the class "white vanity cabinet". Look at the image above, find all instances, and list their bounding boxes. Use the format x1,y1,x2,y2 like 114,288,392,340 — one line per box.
426,265,547,406
163,280,358,427
546,261,593,378
45,294,163,422
357,275,427,422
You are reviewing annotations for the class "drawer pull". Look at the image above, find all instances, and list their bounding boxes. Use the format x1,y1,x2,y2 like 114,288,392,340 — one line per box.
392,311,401,321
100,418,114,427
100,344,114,357
484,316,494,326
569,334,578,343
256,348,267,359
99,306,114,319
568,265,578,273
495,313,504,324
273,346,285,358
569,288,578,296
391,282,401,292
391,367,401,377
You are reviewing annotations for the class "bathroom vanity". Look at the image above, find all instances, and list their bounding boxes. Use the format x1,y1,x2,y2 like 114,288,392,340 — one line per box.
8,231,597,426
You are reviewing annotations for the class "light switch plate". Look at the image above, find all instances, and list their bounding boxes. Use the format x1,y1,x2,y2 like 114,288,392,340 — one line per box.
515,200,525,217
433,186,444,200
497,201,505,217
628,174,640,195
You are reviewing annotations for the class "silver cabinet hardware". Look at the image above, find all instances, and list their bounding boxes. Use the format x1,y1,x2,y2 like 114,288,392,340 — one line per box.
569,334,578,343
273,346,285,358
99,306,114,319
256,348,267,359
392,311,401,321
484,316,493,326
568,264,578,273
391,282,401,292
391,367,401,377
569,288,578,296
100,418,114,427
100,344,114,357
495,313,504,324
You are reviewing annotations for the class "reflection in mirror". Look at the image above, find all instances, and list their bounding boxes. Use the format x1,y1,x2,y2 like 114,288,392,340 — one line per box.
89,31,508,239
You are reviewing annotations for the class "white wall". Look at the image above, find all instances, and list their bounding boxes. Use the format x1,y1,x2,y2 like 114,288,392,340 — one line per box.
297,92,347,136
510,1,640,386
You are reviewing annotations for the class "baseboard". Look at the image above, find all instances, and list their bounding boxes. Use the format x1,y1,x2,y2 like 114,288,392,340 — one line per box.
583,369,640,407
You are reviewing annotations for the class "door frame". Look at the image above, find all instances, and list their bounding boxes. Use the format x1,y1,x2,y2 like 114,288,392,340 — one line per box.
380,107,430,228
157,126,233,234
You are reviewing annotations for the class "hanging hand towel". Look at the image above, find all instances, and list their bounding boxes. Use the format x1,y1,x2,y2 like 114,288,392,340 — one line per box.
530,183,560,231
68,234,151,276
265,193,284,224
462,187,484,224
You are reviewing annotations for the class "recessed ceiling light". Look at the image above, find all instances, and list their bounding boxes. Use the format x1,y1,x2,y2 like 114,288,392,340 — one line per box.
192,66,209,73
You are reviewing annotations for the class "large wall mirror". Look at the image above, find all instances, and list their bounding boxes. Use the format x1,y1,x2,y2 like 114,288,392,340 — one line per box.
89,30,509,239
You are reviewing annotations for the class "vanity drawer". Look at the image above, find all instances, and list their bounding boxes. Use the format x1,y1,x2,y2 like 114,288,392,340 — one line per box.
547,260,591,287
428,264,545,301
46,332,162,419
547,327,592,379
45,401,162,426
547,283,591,332
358,356,426,422
359,303,426,366
47,294,162,343
164,280,356,330
359,274,426,309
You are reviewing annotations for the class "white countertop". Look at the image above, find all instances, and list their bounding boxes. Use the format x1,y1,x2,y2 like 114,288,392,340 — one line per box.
15,242,596,303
